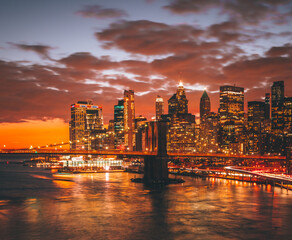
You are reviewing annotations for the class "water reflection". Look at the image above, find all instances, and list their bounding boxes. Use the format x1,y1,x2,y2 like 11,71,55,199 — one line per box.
0,165,292,240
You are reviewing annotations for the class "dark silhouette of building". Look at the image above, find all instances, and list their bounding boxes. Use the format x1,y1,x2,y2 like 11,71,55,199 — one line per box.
271,81,284,133
200,90,210,121
265,93,270,120
284,97,292,134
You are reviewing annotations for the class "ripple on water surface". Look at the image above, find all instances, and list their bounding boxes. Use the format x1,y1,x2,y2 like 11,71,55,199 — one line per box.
0,164,292,240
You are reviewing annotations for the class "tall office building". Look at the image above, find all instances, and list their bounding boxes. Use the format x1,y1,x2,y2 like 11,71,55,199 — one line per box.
167,82,196,153
198,112,219,153
156,95,164,120
114,100,124,148
168,81,188,115
284,97,292,134
70,100,103,150
219,85,244,123
124,90,135,151
271,81,284,132
200,90,211,121
167,114,196,153
247,101,265,154
264,93,270,120
218,85,245,152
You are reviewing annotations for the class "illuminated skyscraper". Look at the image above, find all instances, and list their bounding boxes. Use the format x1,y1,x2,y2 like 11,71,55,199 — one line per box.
200,90,210,121
70,100,103,150
114,100,124,148
156,95,164,120
218,85,245,153
219,85,244,123
167,82,196,152
271,81,284,133
198,112,219,153
124,90,135,151
168,81,188,115
167,114,196,153
247,101,265,154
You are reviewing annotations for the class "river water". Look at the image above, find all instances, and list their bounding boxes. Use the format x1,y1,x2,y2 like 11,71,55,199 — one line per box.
0,163,292,240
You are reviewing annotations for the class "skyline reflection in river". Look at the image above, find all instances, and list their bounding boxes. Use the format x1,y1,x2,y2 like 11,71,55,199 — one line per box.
0,164,292,240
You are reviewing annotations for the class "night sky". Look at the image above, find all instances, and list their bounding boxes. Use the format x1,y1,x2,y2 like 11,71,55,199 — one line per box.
1,0,292,148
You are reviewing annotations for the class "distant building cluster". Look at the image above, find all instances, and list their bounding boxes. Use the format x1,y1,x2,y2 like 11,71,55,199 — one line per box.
69,80,292,156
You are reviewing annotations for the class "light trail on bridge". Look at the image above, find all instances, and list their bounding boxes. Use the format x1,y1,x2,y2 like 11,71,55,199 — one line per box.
225,166,292,184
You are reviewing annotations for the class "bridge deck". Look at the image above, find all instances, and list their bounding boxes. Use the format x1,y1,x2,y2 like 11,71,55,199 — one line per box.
0,149,287,160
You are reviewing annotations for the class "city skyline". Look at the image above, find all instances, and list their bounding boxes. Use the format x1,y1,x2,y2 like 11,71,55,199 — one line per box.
1,0,292,148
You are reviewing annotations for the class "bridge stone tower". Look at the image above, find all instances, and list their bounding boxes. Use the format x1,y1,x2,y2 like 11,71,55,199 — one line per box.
143,120,169,184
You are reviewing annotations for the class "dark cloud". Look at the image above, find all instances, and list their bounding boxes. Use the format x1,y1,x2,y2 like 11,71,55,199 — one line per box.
207,20,246,42
223,54,292,92
165,0,292,24
59,52,119,70
9,43,52,59
1,45,292,124
76,5,128,19
265,43,292,57
0,57,167,123
96,20,203,55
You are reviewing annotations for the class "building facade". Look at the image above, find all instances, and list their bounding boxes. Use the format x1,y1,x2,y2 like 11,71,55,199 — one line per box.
156,95,164,120
218,85,245,153
198,112,219,153
264,93,270,120
70,100,103,150
271,81,284,133
124,90,135,151
167,82,196,153
168,81,188,115
284,97,292,134
114,100,124,149
247,101,265,154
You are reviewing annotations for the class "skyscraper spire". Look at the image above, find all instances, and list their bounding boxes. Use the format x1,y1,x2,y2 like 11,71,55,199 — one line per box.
200,90,210,120
168,81,188,115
